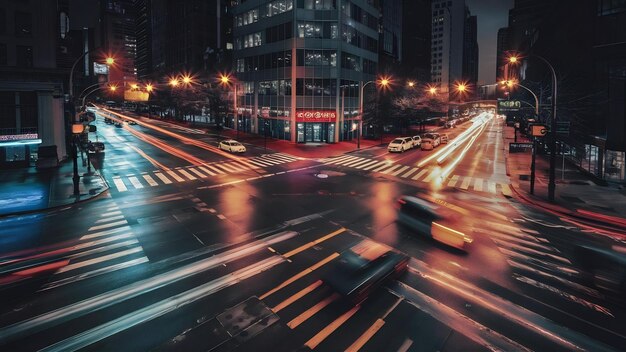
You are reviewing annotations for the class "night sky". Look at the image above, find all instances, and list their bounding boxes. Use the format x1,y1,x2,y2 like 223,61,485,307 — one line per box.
465,0,514,86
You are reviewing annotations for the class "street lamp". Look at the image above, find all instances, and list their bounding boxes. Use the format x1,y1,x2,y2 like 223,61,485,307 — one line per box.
69,53,114,101
508,54,558,201
359,77,389,149
219,74,239,140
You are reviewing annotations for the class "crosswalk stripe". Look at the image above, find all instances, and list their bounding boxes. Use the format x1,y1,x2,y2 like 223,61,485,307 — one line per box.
81,227,131,240
112,177,127,192
447,175,460,187
474,178,484,192
287,293,340,329
271,153,298,162
229,162,251,171
88,219,128,232
198,166,216,176
128,176,144,189
354,160,379,169
460,176,472,189
142,174,159,186
342,158,368,167
165,170,186,182
154,172,173,184
361,161,387,171
488,181,497,194
258,157,284,165
214,163,240,173
350,159,376,168
391,165,410,176
177,169,197,180
56,247,144,274
325,155,357,165
71,239,139,260
188,168,207,178
235,160,259,169
101,210,121,217
304,304,360,349
247,159,272,167
422,169,439,182
501,183,512,196
372,163,395,172
76,233,135,251
203,164,226,174
381,164,403,174
412,168,429,180
95,215,124,224
401,167,418,178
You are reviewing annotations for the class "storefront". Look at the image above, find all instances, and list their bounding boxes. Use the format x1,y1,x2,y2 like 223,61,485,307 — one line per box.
295,110,336,143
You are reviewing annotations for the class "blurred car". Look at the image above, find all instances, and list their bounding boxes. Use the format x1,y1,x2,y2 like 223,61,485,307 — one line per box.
323,249,409,303
396,196,472,250
104,118,113,124
421,133,441,148
128,120,138,125
388,137,412,153
440,133,449,144
218,139,246,153
412,135,422,147
115,121,123,128
572,244,626,295
420,140,434,151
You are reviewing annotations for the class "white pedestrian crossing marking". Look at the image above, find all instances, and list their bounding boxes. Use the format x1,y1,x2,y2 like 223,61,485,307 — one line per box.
56,248,145,274
372,163,394,172
422,169,439,182
188,168,207,178
166,170,185,182
95,215,124,224
88,220,128,232
198,166,216,176
391,165,410,176
350,159,376,168
154,172,173,184
203,164,225,174
460,176,472,189
412,169,428,180
401,167,418,178
356,160,381,169
112,177,127,192
381,164,402,174
142,174,159,186
214,163,240,173
474,178,484,192
343,158,368,167
128,176,143,189
447,175,460,187
176,169,197,181
488,181,497,194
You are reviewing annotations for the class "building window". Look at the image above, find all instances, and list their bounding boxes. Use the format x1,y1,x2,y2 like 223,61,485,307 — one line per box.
266,21,292,43
341,52,360,71
298,49,336,66
303,0,335,10
266,0,293,17
14,11,32,37
16,46,33,67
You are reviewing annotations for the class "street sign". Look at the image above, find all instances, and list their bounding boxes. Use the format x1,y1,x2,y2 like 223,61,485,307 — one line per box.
556,121,570,135
509,142,533,153
530,124,548,137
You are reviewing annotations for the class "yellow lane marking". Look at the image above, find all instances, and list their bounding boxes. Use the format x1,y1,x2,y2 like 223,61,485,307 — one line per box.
283,228,346,258
304,304,361,349
272,280,323,313
345,318,385,352
287,293,339,329
259,253,339,300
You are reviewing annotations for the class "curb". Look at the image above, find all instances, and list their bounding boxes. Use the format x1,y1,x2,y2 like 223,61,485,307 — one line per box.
0,173,110,219
508,182,626,232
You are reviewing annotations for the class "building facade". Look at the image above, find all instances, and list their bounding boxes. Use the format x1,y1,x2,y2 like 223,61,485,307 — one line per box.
400,0,431,83
231,0,379,144
0,0,68,167
462,12,478,87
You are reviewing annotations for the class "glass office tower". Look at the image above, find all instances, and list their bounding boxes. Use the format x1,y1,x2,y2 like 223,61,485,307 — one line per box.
232,0,379,143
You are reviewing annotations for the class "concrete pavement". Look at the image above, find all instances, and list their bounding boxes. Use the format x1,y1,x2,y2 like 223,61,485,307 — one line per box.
503,124,626,232
0,157,108,217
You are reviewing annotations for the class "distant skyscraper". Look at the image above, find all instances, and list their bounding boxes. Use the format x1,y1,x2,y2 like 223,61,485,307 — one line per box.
462,12,478,87
430,0,467,98
379,0,402,74
400,0,431,83
100,0,137,84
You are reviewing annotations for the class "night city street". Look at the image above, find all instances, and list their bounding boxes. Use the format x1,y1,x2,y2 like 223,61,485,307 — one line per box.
1,1,626,351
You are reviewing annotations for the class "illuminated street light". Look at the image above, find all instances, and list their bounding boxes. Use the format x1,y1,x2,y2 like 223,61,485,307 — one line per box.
182,75,192,85
359,76,392,149
219,73,239,139
130,83,139,90
408,81,415,88
106,57,115,65
146,84,153,92
109,85,117,92
169,78,179,87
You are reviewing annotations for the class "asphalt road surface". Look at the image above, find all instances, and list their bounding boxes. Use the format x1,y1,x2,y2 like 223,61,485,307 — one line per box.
0,110,624,351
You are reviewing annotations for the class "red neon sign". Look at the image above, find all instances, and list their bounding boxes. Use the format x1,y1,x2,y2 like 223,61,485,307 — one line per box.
295,110,337,122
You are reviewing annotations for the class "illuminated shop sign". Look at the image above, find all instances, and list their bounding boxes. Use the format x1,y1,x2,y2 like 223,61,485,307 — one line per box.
295,110,337,123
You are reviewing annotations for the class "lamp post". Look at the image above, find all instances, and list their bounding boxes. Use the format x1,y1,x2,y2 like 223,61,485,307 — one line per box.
508,54,558,201
359,78,389,149
219,74,239,140
502,79,540,195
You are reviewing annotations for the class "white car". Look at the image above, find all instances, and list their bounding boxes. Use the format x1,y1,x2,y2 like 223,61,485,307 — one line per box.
412,135,422,147
388,137,412,153
219,140,246,153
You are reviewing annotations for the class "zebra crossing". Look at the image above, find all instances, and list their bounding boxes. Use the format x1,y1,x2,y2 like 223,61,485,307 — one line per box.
40,202,148,291
485,221,615,318
108,153,299,193
321,155,513,196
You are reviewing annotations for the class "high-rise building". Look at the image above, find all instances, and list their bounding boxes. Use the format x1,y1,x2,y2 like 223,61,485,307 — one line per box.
495,27,509,81
400,0,431,82
231,0,379,144
0,0,68,167
135,0,151,79
100,0,137,85
462,12,478,86
430,0,468,99
379,0,402,74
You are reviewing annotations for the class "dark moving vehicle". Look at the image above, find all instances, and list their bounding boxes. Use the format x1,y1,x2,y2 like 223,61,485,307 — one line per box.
397,196,472,250
572,244,626,295
323,250,409,303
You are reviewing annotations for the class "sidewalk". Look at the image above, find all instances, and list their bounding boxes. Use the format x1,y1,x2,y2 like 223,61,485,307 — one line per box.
503,125,626,231
0,158,109,217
